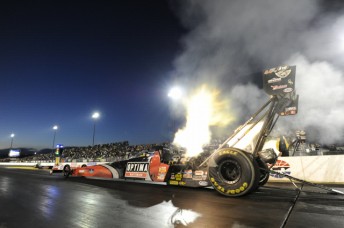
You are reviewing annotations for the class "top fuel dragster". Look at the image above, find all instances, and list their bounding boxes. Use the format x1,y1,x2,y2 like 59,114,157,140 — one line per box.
51,65,343,197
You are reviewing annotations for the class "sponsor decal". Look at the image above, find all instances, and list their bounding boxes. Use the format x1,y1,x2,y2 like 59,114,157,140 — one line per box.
183,170,193,178
183,173,192,179
169,180,179,185
283,88,293,93
271,84,287,90
267,77,282,84
286,107,297,111
89,169,94,174
281,106,297,116
175,173,182,181
192,175,203,181
264,66,291,78
264,69,274,75
270,160,291,178
78,170,84,173
178,181,186,186
157,173,166,181
125,172,147,178
170,173,175,180
158,166,167,173
199,181,208,186
264,65,290,76
194,170,204,176
125,162,149,178
126,162,149,172
275,68,291,78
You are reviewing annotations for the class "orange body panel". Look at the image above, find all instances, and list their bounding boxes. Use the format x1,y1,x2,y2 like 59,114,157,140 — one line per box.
73,165,113,178
149,151,169,182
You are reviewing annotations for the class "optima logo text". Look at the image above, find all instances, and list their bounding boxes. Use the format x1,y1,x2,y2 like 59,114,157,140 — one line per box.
126,163,148,172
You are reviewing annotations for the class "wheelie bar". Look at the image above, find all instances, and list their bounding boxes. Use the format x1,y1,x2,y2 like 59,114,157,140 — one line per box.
269,170,344,195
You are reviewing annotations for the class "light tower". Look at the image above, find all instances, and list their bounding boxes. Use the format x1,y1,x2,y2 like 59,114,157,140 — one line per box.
52,125,58,152
10,133,15,149
92,112,100,146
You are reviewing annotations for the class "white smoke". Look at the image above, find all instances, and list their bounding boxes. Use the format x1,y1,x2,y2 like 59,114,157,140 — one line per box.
171,0,344,144
173,0,319,86
279,54,344,143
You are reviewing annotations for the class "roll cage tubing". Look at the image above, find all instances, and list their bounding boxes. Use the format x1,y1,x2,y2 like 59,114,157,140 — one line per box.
199,95,281,168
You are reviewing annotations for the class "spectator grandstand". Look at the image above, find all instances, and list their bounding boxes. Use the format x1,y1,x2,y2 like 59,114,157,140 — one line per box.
2,141,177,163
0,138,227,163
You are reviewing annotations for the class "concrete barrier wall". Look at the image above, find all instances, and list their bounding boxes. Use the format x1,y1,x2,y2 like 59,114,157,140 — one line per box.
0,162,107,168
269,155,344,183
0,162,40,167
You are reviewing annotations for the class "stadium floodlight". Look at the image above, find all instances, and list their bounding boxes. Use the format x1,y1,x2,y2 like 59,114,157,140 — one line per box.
168,86,183,100
92,112,100,119
10,133,15,149
92,112,100,146
52,125,58,151
167,87,184,135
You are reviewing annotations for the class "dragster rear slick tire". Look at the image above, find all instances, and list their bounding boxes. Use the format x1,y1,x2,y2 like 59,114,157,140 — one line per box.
208,148,260,197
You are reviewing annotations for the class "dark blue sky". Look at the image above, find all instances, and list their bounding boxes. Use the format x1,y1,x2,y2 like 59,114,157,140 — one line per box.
0,1,185,149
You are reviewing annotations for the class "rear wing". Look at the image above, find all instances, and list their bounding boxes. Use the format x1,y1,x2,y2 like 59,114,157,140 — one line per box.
200,65,300,167
263,65,298,116
263,65,296,95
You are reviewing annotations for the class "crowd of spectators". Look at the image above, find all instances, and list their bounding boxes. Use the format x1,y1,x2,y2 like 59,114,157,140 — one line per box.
0,138,228,163
9,141,176,163
22,153,55,162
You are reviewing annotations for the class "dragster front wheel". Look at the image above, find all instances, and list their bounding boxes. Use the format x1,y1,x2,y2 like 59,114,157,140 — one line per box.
208,148,260,197
63,165,71,178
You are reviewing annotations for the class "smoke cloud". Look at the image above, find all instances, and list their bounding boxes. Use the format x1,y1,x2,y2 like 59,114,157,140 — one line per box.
171,0,344,144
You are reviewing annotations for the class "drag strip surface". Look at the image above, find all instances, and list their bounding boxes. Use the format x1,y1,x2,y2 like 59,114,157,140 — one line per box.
0,167,343,227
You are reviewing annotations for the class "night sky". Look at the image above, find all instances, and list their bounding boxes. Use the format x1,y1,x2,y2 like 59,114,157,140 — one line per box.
2,0,344,150
0,1,185,149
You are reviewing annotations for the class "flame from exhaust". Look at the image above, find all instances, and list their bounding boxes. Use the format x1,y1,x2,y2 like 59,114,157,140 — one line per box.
173,85,234,157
